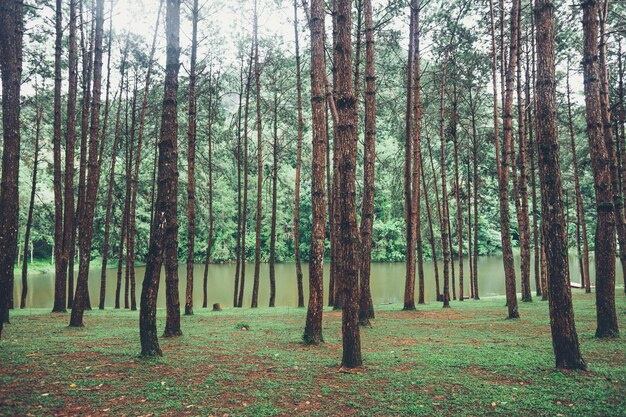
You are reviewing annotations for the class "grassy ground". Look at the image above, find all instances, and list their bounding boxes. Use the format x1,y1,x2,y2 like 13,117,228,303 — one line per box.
0,292,624,417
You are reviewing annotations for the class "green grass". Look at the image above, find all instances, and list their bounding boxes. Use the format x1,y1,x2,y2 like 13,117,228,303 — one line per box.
0,292,624,416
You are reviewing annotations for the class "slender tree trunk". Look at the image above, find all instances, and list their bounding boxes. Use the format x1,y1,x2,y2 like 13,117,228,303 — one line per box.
293,0,305,308
233,58,244,307
421,159,441,301
581,0,619,338
20,106,42,309
124,78,137,309
515,8,532,303
467,138,473,300
269,88,279,308
403,7,416,311
52,0,66,313
238,44,254,309
61,0,79,312
326,102,335,308
470,89,480,299
203,72,217,308
534,0,587,369
251,0,263,309
495,0,520,319
618,40,626,294
334,0,362,370
359,0,376,323
70,0,106,327
0,0,23,332
426,133,443,301
452,87,464,301
526,6,542,297
566,65,590,291
185,0,198,316
598,1,626,304
140,0,181,355
72,1,95,310
99,79,125,310
303,0,327,345
439,61,451,309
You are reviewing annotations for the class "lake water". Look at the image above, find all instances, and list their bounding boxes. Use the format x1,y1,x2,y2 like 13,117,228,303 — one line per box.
11,253,622,309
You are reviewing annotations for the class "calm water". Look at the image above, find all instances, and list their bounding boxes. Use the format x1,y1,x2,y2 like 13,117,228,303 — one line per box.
12,254,622,309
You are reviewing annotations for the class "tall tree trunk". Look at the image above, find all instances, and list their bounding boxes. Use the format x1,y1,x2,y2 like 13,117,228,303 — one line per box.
303,0,327,345
202,72,217,308
566,64,590,291
439,61,451,309
140,0,182,355
334,0,362,370
269,88,279,308
467,138,473,300
495,0,520,319
403,6,416,311
0,0,23,333
124,78,137,310
61,0,79,312
515,8,532,303
293,0,305,308
534,0,587,369
469,89,480,299
99,78,125,310
326,102,335,308
452,87,464,301
233,57,244,307
70,0,105,327
526,6,542,297
618,39,626,294
185,0,198,316
426,133,443,301
581,0,619,338
251,0,263,309
21,106,42,309
598,1,626,307
359,0,376,323
421,159,441,300
72,1,95,310
52,0,66,313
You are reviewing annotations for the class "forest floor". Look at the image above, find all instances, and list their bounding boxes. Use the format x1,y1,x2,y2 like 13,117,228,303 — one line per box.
0,291,624,417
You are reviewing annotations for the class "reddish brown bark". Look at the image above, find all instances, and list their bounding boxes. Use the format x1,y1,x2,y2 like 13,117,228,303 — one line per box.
185,0,198,316
303,0,327,345
269,86,279,308
439,62,451,309
494,0,520,319
293,0,305,308
421,155,441,301
140,0,181,355
359,0,376,323
403,6,416,311
581,0,618,338
70,0,105,327
202,72,217,308
251,0,263,309
21,105,42,309
451,87,464,301
0,0,23,332
52,0,66,313
534,0,587,369
334,0,362,369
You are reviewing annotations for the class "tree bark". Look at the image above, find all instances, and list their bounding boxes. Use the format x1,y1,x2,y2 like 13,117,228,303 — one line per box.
581,0,619,338
534,0,587,369
334,0,362,370
21,106,42,309
233,57,245,307
566,64,590,292
403,6,416,311
52,0,66,313
293,0,305,308
251,0,263,309
0,0,23,332
439,61,451,309
269,86,279,308
202,72,217,308
140,0,181,355
469,89,480,299
185,0,198,316
70,0,105,327
421,157,441,301
303,0,327,345
452,87,464,301
359,0,376,323
494,0,520,319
